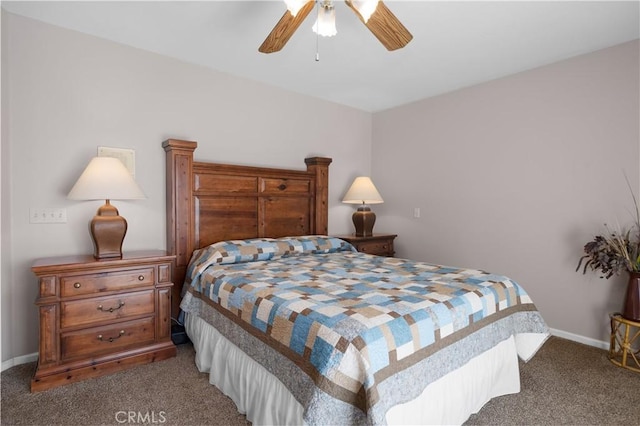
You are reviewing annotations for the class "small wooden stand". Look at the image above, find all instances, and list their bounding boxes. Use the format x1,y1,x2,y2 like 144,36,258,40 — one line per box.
609,313,640,373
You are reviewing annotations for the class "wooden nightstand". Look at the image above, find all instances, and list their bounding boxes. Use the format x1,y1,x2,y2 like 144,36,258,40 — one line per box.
336,234,397,257
31,250,177,392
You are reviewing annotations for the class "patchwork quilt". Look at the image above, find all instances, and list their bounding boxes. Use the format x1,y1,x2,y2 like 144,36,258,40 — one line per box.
180,236,549,425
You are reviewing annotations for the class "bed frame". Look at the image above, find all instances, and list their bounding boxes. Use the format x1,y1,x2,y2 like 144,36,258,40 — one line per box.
161,140,546,425
163,139,332,317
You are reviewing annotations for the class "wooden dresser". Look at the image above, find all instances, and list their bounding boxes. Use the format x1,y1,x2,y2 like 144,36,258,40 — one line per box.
336,234,397,257
31,250,177,392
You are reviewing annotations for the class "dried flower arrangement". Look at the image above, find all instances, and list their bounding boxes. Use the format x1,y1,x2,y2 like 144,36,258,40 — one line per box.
576,177,640,321
576,179,640,278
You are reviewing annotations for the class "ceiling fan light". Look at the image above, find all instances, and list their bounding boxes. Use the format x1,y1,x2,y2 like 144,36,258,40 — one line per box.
284,0,307,17
312,4,337,37
352,0,379,23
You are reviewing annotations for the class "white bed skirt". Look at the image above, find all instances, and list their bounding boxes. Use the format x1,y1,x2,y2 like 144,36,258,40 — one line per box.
185,313,545,425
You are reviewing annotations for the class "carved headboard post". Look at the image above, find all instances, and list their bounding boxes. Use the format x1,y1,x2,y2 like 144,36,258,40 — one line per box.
305,157,332,235
162,139,197,317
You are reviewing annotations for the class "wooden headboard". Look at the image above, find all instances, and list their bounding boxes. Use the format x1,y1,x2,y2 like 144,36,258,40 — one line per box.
163,139,332,316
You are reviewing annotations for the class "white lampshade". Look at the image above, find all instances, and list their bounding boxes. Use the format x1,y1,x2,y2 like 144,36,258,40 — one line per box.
342,176,383,205
68,157,145,201
351,0,379,23
312,4,337,37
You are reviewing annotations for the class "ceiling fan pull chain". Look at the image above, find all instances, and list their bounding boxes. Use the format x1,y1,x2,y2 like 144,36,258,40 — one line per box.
315,1,320,61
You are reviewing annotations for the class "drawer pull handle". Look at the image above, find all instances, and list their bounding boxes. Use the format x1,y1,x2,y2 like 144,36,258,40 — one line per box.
97,301,125,313
138,275,145,281
97,330,125,342
278,184,287,191
73,282,81,289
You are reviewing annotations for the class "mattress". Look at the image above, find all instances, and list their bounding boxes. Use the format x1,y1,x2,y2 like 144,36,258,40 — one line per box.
180,236,549,425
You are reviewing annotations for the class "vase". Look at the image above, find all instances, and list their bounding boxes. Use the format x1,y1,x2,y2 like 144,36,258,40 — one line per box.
622,272,640,322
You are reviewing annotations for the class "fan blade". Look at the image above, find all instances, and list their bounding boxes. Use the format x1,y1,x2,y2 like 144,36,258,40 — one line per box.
259,1,316,53
346,0,413,51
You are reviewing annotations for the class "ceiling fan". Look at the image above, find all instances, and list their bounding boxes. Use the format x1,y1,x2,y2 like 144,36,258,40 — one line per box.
259,0,413,54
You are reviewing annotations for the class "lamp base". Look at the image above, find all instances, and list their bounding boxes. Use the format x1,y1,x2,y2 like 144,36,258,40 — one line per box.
352,206,376,237
90,200,127,260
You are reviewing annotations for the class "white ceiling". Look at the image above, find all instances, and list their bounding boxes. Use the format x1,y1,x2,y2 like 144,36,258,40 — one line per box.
3,1,639,112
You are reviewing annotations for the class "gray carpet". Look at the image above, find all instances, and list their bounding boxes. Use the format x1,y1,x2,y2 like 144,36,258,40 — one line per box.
1,336,638,425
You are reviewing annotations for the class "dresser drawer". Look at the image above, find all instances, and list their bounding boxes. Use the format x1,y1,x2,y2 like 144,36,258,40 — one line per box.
60,290,155,329
61,267,154,297
61,317,155,361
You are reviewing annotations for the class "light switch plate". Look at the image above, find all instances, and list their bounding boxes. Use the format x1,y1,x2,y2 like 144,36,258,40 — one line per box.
30,208,67,224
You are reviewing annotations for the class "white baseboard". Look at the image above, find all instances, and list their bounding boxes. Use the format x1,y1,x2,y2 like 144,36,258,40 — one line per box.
0,329,609,372
549,328,609,350
1,352,38,372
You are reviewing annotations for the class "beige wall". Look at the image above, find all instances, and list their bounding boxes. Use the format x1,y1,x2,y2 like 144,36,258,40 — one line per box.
1,12,371,362
372,40,640,344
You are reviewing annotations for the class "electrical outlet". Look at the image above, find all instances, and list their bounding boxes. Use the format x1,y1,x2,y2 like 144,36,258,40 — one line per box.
30,208,67,224
413,207,421,218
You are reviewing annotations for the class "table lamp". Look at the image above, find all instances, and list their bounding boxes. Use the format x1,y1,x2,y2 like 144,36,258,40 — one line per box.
68,156,145,260
342,176,384,237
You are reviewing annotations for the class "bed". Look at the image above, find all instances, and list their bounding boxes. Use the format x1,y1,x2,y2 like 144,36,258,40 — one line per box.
163,139,549,425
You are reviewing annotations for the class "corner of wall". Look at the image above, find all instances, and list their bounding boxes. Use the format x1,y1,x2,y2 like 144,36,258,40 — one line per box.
1,8,14,364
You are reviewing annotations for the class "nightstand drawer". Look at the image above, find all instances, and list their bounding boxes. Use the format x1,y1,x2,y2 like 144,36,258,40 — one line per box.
61,317,155,360
356,241,391,255
61,290,155,329
336,234,397,257
61,268,154,297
